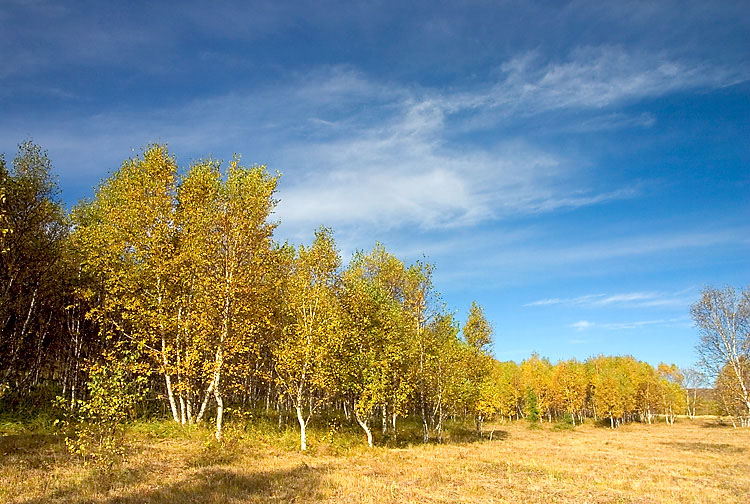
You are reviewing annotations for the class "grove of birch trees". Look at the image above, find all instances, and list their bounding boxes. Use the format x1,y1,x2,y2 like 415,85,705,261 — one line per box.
1,142,746,452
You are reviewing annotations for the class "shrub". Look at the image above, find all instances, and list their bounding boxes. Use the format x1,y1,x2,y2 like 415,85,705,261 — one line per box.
55,355,146,468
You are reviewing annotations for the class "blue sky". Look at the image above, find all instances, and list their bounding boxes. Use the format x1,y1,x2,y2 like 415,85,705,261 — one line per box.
2,0,748,369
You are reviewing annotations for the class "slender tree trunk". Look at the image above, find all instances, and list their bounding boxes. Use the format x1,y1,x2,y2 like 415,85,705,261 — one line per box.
309,389,314,418
381,403,387,435
70,329,81,409
177,306,186,425
214,367,223,441
4,287,38,383
162,337,180,423
157,276,180,424
728,359,750,420
162,362,179,422
437,394,444,443
417,319,429,444
19,287,38,343
179,394,186,425
266,382,272,412
691,389,697,418
187,392,194,425
296,404,307,451
195,374,216,423
212,333,225,440
354,405,373,448
213,262,231,441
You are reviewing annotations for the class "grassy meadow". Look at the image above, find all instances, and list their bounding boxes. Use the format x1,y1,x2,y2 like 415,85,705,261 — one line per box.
1,415,748,503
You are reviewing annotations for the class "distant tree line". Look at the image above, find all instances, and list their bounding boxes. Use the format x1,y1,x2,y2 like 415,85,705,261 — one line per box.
1,142,747,451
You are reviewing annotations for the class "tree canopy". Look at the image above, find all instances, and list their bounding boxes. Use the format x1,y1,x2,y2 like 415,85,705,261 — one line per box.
1,141,731,454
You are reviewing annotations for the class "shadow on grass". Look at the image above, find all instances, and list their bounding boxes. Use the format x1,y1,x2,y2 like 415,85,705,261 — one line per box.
103,465,326,504
447,426,509,444
483,429,510,442
375,421,509,448
700,418,737,428
23,462,328,504
0,433,61,455
0,433,65,470
663,441,745,454
188,439,244,468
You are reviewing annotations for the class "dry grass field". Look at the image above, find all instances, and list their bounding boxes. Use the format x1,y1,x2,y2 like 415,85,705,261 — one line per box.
1,416,749,503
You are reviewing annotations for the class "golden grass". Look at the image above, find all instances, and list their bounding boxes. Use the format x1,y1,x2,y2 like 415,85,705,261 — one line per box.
2,417,749,503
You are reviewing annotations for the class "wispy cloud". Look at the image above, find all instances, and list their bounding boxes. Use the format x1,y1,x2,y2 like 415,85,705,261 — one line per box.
3,44,746,238
525,288,697,308
570,317,690,331
559,112,657,133
270,44,750,234
432,46,748,130
2,63,647,235
526,295,601,307
571,320,595,330
488,46,747,112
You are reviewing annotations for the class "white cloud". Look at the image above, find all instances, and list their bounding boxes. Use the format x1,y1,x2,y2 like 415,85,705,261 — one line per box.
268,48,747,234
485,46,748,113
4,46,746,238
274,126,599,233
571,320,594,330
5,64,641,235
525,289,696,308
570,317,690,331
526,295,601,307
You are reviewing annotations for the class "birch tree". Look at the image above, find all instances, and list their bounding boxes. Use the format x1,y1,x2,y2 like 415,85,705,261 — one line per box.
715,359,750,427
591,364,624,428
402,260,435,443
681,367,706,419
521,354,553,422
73,145,182,421
422,311,464,442
551,359,587,425
74,147,280,438
635,361,659,424
692,286,750,424
274,227,341,450
171,160,221,425
199,159,279,440
340,245,413,447
494,361,522,421
461,302,495,436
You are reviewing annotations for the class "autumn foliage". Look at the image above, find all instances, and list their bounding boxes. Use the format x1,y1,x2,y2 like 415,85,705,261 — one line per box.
0,142,722,454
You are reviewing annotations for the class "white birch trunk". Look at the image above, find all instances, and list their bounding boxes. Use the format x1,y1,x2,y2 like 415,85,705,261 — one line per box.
296,405,307,451
214,368,223,441
354,406,373,448
195,374,216,424
162,342,180,425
